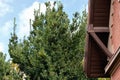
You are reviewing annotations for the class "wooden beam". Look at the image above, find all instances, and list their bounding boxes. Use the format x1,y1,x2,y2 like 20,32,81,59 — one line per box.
88,27,109,32
89,32,112,58
84,33,91,75
94,27,109,32
88,0,94,24
87,24,112,58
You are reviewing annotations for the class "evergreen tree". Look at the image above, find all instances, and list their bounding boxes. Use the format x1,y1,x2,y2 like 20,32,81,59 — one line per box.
9,1,97,80
0,52,23,80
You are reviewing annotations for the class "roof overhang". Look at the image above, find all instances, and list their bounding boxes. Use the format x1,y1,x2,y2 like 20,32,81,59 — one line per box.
84,0,112,78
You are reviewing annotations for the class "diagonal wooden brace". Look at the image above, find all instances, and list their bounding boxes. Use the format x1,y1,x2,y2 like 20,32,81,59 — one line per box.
87,24,112,58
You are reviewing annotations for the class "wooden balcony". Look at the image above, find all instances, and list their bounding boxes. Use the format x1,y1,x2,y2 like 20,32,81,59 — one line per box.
84,0,111,78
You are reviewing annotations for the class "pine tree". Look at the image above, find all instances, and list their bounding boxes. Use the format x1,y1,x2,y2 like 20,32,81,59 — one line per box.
9,1,97,80
0,52,23,80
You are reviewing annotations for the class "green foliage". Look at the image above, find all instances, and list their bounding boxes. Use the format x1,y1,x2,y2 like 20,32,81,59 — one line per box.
9,1,97,80
0,52,23,80
98,78,110,80
0,52,10,79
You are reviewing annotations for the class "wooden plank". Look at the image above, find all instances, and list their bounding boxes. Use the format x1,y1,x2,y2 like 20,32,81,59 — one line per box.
94,16,109,20
91,51,108,56
91,69,105,73
88,27,109,32
94,13,109,17
94,15,109,18
93,16,109,18
84,33,91,75
94,9,109,13
91,61,106,65
88,0,94,24
95,0,109,3
93,22,109,26
94,6,109,9
91,58,107,61
94,3,109,7
90,74,109,78
95,2,110,5
91,65,105,69
93,24,109,27
94,12,109,15
94,21,108,24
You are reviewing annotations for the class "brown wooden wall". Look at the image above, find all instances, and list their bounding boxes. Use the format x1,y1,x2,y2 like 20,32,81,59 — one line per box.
84,0,111,78
88,0,111,27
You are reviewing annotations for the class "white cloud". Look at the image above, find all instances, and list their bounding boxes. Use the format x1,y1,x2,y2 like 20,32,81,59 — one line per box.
0,20,12,56
0,42,4,52
17,1,55,39
17,1,46,39
0,20,13,37
0,0,13,17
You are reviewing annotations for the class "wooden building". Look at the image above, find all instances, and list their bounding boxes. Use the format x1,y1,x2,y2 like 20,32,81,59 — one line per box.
84,0,120,80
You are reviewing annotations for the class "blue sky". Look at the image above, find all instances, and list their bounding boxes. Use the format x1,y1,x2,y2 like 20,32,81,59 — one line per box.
0,0,88,60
